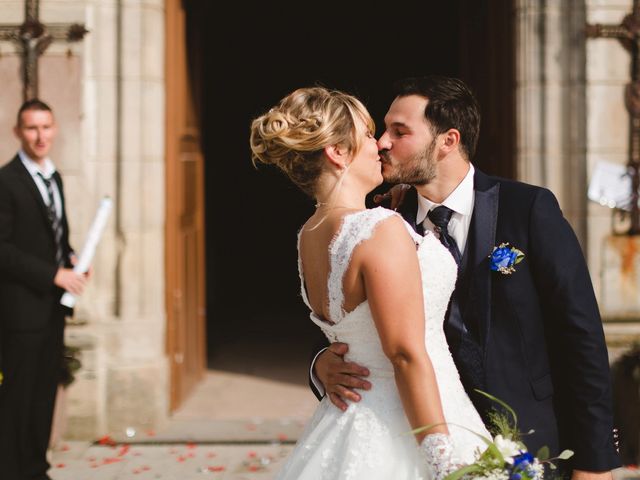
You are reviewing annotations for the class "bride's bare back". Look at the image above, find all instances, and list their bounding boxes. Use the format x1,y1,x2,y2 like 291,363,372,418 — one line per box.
298,209,367,324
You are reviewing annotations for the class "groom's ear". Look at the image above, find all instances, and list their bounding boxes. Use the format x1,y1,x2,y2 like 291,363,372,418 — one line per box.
440,129,461,155
324,144,349,169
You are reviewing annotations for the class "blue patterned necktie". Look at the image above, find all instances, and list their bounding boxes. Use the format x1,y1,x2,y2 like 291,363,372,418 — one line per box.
37,173,64,267
427,205,462,266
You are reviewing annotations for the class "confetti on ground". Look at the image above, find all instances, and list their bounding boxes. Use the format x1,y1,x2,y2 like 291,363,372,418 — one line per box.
117,445,131,457
97,435,116,447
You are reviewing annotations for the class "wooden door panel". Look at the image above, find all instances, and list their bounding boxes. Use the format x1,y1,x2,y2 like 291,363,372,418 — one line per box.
165,0,206,411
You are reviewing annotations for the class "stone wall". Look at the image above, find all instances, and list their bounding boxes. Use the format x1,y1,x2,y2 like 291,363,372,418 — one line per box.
0,0,169,439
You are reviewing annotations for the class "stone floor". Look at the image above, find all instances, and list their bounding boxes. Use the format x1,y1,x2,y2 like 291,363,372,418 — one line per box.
49,441,294,480
50,336,312,479
48,336,640,479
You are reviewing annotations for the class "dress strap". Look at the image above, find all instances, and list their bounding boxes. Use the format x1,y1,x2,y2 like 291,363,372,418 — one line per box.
327,207,403,324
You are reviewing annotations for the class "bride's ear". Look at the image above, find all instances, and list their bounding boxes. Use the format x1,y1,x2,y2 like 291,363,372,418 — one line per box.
324,144,349,170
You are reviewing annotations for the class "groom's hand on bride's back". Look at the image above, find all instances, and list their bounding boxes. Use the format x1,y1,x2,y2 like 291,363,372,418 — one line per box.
314,342,371,412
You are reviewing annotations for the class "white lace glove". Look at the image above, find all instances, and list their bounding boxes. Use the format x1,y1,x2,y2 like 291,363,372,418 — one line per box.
419,432,462,480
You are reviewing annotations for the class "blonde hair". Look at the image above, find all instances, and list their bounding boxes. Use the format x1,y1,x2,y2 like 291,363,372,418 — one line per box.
249,87,375,197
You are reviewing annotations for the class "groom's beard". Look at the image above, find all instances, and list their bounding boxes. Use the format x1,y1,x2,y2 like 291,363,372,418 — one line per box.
381,138,437,186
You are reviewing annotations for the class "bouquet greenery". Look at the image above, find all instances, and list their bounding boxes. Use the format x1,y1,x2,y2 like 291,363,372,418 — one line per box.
415,391,573,480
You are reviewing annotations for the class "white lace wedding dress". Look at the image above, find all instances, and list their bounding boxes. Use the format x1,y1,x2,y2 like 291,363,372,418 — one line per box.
276,207,490,480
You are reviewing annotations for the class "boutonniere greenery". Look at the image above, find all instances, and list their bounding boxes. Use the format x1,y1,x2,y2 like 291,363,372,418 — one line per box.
490,243,525,275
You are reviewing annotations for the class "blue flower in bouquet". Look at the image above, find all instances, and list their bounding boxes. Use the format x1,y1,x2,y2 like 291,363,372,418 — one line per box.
490,243,525,275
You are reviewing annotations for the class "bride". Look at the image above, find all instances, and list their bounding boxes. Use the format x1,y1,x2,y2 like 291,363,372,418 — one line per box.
250,87,489,479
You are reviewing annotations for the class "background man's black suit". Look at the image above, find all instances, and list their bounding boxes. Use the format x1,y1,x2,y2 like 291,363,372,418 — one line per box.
0,155,73,479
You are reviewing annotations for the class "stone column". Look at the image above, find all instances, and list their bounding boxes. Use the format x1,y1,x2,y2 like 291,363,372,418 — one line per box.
515,0,588,249
39,0,170,439
585,0,640,318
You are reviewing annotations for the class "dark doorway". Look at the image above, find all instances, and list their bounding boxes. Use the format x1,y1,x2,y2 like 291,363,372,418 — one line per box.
185,1,515,373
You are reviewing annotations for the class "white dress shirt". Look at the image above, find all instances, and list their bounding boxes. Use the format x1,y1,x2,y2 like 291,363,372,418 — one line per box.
416,163,475,254
19,149,62,219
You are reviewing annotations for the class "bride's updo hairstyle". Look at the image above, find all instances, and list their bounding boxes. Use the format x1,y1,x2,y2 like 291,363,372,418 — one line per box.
250,87,375,197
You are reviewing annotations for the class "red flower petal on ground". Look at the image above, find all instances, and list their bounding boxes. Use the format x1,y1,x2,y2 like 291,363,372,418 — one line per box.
187,442,196,449
61,444,70,451
248,451,257,458
118,445,130,457
97,435,117,446
55,463,65,468
277,433,288,441
145,430,156,437
207,466,226,472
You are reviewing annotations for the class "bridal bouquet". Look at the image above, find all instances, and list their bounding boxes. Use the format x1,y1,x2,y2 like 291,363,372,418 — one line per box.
414,391,573,480
444,392,573,480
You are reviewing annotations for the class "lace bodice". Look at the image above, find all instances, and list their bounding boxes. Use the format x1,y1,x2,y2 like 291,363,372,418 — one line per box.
297,207,457,376
280,207,489,480
297,208,423,324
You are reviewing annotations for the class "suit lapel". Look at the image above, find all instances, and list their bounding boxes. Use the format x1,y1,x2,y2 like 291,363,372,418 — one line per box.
10,155,58,246
468,170,500,352
10,156,53,229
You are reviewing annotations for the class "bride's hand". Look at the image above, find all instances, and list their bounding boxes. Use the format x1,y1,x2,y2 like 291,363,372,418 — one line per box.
419,433,461,480
314,342,371,411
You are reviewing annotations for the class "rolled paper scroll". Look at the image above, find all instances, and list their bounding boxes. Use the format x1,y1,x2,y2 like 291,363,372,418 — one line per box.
60,197,112,308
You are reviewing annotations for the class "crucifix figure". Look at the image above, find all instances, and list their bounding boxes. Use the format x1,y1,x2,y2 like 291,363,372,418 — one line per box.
0,0,88,102
587,0,640,235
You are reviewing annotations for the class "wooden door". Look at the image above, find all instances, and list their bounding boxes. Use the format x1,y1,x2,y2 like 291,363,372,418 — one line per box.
165,0,206,411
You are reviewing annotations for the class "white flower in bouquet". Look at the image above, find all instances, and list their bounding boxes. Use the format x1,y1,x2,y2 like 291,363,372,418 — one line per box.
493,435,521,463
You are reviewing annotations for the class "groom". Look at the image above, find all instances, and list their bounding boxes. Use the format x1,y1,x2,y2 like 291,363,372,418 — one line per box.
310,76,620,478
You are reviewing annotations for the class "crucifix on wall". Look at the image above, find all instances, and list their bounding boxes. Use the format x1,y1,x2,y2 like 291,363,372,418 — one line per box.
587,0,640,235
0,0,88,102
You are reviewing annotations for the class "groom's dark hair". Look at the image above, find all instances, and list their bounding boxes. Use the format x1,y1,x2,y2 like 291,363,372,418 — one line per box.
393,75,480,160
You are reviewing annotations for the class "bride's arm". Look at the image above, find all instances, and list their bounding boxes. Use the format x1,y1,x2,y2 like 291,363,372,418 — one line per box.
355,215,448,444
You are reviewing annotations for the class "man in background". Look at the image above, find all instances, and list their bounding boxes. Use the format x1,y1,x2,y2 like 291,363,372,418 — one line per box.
0,99,89,480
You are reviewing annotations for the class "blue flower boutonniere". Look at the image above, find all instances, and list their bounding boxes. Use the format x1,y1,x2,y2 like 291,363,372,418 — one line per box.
490,243,525,275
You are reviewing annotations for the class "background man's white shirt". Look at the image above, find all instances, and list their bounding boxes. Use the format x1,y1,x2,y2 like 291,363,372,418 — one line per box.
19,149,62,219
